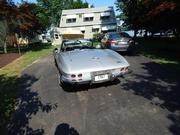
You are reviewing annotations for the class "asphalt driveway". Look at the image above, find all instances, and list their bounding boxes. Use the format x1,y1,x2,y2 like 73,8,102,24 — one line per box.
7,54,180,135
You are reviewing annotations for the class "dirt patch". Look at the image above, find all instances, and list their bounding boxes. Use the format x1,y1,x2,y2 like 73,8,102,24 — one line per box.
0,53,22,68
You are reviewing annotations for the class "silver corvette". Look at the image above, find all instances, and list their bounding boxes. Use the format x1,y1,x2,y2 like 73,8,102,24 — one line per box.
54,39,130,86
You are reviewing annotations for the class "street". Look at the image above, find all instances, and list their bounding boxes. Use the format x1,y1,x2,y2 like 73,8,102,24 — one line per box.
7,54,180,135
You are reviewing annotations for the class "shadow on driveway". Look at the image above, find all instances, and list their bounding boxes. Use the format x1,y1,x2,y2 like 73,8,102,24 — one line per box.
54,123,79,135
7,74,57,135
61,78,120,92
121,61,180,135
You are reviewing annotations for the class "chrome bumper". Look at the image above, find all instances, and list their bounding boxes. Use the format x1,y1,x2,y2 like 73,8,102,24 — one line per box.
110,44,129,51
61,70,130,85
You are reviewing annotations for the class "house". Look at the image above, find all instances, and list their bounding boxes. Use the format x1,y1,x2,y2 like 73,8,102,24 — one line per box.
59,7,117,39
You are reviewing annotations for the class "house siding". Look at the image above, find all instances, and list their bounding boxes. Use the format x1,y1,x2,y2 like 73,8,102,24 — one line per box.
59,7,117,39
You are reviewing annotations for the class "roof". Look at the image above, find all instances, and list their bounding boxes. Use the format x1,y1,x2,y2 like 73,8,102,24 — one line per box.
62,7,114,15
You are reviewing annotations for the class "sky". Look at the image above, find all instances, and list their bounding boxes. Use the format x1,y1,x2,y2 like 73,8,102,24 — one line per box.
86,0,116,8
13,0,118,14
13,0,116,7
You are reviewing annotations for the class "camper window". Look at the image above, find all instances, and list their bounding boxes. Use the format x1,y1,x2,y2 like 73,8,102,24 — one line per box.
92,28,99,32
66,18,76,23
55,34,59,39
84,17,94,22
81,30,85,34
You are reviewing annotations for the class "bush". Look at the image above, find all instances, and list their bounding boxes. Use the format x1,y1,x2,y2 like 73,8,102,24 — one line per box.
93,33,102,42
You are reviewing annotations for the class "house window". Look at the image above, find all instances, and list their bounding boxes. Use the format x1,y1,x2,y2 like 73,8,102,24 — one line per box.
92,28,99,33
81,30,85,34
101,16,110,21
84,17,94,22
100,11,111,21
66,18,76,23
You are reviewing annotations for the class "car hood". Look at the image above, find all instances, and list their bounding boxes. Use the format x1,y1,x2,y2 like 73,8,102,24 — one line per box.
60,49,129,73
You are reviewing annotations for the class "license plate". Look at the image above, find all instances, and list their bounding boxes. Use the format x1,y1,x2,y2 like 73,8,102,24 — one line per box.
94,74,108,81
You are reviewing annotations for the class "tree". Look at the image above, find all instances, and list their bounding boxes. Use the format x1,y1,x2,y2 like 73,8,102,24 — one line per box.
17,2,46,37
0,19,8,53
70,0,88,9
115,0,144,36
115,0,180,37
0,0,46,53
0,0,17,53
145,0,180,36
37,0,89,26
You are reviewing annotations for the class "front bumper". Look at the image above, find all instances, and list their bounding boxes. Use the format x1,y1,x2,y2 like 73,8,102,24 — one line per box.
110,44,129,51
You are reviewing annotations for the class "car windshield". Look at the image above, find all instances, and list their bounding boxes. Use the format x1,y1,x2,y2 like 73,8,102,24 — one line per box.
109,33,121,39
61,39,94,52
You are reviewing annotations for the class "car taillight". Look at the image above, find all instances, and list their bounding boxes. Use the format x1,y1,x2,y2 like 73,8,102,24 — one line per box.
128,40,134,45
71,74,76,78
78,74,82,77
125,67,128,72
120,68,125,71
120,67,128,72
107,40,117,44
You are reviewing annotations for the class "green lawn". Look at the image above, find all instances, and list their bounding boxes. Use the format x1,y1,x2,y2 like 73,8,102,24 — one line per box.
136,37,180,71
0,43,56,133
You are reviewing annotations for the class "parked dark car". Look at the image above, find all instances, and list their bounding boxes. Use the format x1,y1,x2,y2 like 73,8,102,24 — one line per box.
101,32,135,53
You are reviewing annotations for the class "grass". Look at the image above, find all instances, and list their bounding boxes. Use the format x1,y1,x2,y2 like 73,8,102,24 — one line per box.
136,37,180,71
93,41,101,47
0,43,56,133
0,43,58,76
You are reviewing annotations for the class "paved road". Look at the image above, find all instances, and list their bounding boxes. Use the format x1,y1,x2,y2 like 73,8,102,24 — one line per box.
7,54,180,135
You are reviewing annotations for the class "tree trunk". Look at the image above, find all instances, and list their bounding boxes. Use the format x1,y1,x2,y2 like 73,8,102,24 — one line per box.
160,31,163,36
151,32,154,37
15,34,21,55
134,29,138,37
17,43,21,55
144,30,148,37
173,29,179,37
4,38,7,53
